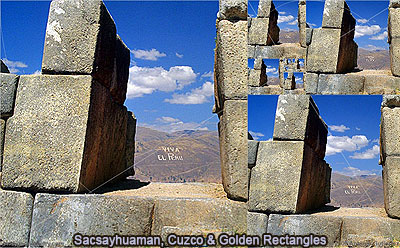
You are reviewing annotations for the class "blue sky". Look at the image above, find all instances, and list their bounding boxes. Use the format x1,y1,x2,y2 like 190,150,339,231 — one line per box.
1,1,219,133
248,95,383,177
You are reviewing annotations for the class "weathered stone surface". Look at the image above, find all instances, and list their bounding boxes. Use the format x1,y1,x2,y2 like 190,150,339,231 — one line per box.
248,141,304,213
390,38,400,77
267,214,342,246
322,0,344,28
298,1,306,24
125,111,136,177
299,22,307,48
0,73,19,118
341,215,400,246
247,212,268,236
248,45,256,58
248,85,284,95
0,59,9,73
255,44,307,59
1,75,127,192
218,0,247,20
110,35,130,105
306,28,313,46
364,74,400,94
248,140,259,168
41,0,116,88
389,7,400,42
0,189,34,247
248,18,271,45
152,198,247,236
218,100,248,200
29,194,154,247
304,72,318,94
216,20,247,101
318,73,365,94
273,95,328,159
257,0,273,18
382,95,400,108
383,156,400,218
248,69,267,87
0,119,4,168
391,0,400,8
307,28,341,73
381,107,400,158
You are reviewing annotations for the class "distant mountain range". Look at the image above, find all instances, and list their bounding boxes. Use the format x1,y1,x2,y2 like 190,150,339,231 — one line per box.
279,30,390,70
133,121,384,207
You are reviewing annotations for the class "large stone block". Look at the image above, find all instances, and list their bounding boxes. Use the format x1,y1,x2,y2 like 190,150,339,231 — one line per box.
0,119,4,168
248,18,271,45
152,198,247,237
218,0,247,20
247,212,268,236
2,75,127,192
389,7,400,42
382,156,400,218
248,141,329,213
318,73,365,94
248,140,259,168
125,111,136,177
273,95,328,159
255,43,306,59
341,215,400,246
304,72,318,94
390,38,400,77
0,189,34,247
216,20,248,102
380,107,400,158
307,28,340,73
322,0,355,33
29,194,154,247
41,0,116,88
267,214,342,247
364,74,400,94
0,59,9,73
248,85,284,95
110,35,130,105
306,27,313,46
0,73,19,118
218,100,248,200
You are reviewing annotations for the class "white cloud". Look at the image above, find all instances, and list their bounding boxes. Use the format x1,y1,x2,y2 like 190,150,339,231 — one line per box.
288,19,298,25
175,52,184,58
326,135,369,156
357,18,369,24
370,31,387,40
164,81,213,105
131,48,166,61
156,116,181,123
140,118,209,133
32,70,41,75
280,11,287,15
278,15,295,24
355,25,381,38
249,131,265,140
356,127,361,131
2,58,28,73
372,138,379,144
329,124,350,133
201,71,213,79
126,65,197,98
337,166,377,177
350,145,380,159
266,66,278,75
308,23,317,27
282,27,297,32
362,44,387,51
